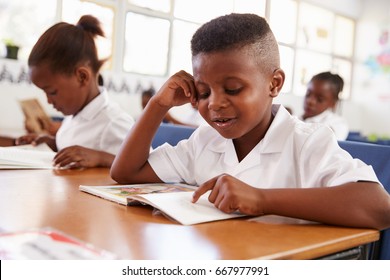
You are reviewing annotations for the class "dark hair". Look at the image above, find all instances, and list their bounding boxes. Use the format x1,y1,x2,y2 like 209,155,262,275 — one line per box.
28,15,106,75
191,13,280,74
142,87,155,98
311,71,344,101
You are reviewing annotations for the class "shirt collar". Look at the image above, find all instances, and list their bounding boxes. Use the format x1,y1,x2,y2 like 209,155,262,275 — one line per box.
73,88,109,121
260,104,296,154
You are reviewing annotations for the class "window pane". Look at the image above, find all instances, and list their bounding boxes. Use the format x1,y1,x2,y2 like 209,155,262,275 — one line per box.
334,16,354,58
293,50,332,96
128,0,171,13
233,0,266,16
62,0,114,69
297,3,334,53
124,13,170,76
332,58,352,99
174,0,234,23
269,0,297,44
170,20,200,75
0,0,56,60
279,45,294,93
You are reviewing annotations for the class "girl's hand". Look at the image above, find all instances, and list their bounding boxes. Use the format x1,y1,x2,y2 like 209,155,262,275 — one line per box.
152,70,197,109
15,133,56,151
192,174,265,216
53,145,114,168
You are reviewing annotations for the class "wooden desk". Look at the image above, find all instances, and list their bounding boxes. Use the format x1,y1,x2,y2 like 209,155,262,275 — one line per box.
0,168,379,260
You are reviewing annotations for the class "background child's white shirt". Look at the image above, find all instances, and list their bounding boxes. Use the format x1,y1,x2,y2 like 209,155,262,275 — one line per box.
302,109,349,140
148,104,378,188
56,88,134,155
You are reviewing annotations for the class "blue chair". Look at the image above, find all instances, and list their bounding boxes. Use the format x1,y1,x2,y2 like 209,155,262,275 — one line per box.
152,123,196,149
339,140,390,260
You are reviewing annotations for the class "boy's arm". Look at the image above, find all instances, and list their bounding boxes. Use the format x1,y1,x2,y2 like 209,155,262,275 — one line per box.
260,181,390,230
193,175,390,230
110,71,197,184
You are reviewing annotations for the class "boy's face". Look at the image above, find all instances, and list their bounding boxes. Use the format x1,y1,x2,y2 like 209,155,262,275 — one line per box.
29,63,90,116
302,79,336,119
192,48,277,142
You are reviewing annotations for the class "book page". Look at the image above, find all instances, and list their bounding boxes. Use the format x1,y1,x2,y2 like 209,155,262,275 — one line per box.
12,143,53,152
135,191,246,225
79,183,197,206
0,144,55,169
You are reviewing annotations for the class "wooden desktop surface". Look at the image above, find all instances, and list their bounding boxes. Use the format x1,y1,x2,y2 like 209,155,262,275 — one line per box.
0,168,379,260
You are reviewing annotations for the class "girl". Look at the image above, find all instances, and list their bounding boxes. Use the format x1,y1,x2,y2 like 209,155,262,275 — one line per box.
16,15,134,168
301,72,349,140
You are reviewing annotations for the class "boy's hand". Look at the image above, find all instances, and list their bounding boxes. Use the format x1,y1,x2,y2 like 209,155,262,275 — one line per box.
153,70,197,109
192,174,265,216
53,145,114,168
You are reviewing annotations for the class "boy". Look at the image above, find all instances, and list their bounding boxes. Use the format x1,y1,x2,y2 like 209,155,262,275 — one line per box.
111,14,390,230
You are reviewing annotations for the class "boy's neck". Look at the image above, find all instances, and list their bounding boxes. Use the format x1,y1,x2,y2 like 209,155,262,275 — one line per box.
233,113,274,162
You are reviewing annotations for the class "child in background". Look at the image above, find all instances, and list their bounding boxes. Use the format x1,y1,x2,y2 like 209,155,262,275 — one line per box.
16,15,134,168
301,72,349,140
111,14,390,230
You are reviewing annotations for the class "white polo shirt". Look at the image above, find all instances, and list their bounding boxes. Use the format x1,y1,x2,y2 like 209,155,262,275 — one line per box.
56,89,134,155
302,109,349,141
148,104,378,188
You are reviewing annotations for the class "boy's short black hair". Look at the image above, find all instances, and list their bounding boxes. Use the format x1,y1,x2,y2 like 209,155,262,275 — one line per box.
191,13,280,74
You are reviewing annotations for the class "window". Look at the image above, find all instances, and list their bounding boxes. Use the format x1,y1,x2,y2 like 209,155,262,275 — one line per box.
128,0,171,13
0,0,56,60
1,0,355,98
279,45,295,94
269,0,297,45
62,0,115,69
124,13,170,76
269,0,355,98
170,20,200,75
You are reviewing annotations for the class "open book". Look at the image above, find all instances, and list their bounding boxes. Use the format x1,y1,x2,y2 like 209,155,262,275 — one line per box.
0,143,55,169
79,184,246,225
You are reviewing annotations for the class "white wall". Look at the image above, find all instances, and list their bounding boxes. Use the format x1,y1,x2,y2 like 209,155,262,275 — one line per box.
277,0,390,137
350,0,390,136
305,0,363,18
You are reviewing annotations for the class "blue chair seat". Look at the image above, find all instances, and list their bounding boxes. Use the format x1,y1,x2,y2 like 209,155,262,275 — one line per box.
339,140,390,260
152,123,196,149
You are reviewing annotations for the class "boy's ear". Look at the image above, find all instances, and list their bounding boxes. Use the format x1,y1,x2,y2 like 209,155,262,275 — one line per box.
269,69,285,97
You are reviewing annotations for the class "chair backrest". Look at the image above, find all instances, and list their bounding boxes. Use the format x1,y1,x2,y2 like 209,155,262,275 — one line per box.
339,140,390,260
152,123,196,149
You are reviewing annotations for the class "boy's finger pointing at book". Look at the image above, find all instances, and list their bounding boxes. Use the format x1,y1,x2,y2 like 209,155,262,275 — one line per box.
192,176,218,203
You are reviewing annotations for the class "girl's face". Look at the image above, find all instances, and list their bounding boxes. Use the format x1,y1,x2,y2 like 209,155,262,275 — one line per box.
29,63,92,116
192,48,282,149
302,79,336,119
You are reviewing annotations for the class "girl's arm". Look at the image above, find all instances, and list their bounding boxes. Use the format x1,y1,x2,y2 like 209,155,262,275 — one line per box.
110,71,197,184
15,133,57,151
